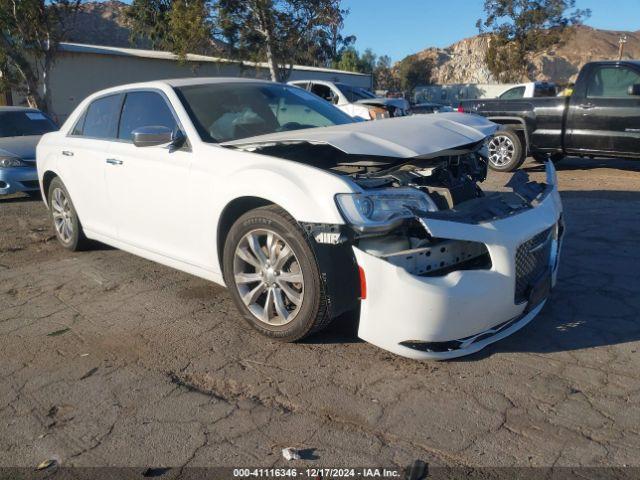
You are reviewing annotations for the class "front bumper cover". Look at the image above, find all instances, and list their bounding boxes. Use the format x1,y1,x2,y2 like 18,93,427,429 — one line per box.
354,163,564,360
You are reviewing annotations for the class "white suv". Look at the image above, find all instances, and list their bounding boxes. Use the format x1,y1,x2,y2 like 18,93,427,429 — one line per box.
288,80,409,120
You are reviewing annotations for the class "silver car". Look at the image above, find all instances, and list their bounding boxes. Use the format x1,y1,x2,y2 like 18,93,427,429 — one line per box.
0,107,58,195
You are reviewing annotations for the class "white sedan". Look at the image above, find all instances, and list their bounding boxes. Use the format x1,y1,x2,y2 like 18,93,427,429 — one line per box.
37,78,564,360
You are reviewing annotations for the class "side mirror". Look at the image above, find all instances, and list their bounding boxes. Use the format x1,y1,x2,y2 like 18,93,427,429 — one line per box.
628,84,640,96
132,126,173,147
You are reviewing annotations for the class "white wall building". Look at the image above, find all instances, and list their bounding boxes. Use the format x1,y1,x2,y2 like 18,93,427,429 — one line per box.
6,43,372,123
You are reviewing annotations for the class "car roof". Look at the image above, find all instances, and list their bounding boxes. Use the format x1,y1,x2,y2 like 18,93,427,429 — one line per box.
84,77,282,100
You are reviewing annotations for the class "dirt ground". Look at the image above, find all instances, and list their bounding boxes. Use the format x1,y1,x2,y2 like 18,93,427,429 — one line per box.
1,157,639,471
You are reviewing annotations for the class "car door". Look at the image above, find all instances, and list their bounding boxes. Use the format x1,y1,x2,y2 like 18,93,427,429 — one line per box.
59,93,123,238
566,64,640,155
104,90,195,263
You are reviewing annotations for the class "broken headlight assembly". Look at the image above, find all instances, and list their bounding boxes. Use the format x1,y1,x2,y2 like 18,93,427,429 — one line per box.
335,188,437,233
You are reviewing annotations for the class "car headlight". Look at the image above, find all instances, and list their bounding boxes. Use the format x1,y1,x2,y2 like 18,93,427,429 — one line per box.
336,188,437,233
0,156,26,168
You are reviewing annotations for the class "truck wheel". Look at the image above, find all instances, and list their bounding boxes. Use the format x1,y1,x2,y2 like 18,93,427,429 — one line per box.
222,205,331,342
487,131,526,172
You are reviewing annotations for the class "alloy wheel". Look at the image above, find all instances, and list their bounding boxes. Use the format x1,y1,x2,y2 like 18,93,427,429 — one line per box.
488,135,515,168
233,229,304,326
51,187,74,244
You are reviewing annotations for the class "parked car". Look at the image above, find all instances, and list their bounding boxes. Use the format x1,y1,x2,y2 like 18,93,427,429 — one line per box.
497,81,557,100
288,80,410,120
410,102,454,114
459,61,640,171
0,107,58,196
37,78,563,360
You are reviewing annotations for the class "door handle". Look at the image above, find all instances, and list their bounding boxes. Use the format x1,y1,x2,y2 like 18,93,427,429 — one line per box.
62,150,74,157
578,103,595,110
106,158,123,165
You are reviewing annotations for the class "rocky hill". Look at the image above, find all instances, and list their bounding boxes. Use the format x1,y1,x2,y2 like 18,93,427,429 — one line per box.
65,1,139,48
408,26,640,85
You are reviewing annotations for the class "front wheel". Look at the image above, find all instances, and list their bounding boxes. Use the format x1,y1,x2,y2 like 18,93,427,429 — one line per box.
487,130,526,172
222,205,331,341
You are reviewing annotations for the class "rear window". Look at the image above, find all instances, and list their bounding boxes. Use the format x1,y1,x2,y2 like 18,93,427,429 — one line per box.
587,66,640,98
0,111,57,137
73,94,122,139
534,84,557,97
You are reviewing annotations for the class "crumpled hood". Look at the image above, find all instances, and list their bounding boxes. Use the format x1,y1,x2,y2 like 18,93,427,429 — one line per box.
0,136,40,160
222,113,498,158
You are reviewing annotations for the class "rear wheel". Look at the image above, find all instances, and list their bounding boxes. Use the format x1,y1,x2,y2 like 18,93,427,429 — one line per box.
223,205,330,341
488,130,526,172
48,177,89,251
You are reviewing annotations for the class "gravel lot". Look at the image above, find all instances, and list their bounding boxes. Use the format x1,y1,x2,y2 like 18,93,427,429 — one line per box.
1,157,639,471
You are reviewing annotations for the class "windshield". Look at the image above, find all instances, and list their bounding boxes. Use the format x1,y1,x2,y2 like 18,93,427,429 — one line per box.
335,83,377,102
0,111,57,138
175,83,355,143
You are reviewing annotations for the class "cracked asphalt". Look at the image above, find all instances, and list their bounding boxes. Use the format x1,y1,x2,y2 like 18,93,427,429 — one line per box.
1,157,639,470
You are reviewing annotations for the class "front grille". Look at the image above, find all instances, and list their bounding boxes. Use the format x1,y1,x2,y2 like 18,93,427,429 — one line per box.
515,228,552,303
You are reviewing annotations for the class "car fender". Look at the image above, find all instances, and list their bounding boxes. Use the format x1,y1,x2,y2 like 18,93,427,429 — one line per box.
217,161,353,225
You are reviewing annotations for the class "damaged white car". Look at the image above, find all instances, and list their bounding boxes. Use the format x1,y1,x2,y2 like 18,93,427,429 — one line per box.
37,78,564,360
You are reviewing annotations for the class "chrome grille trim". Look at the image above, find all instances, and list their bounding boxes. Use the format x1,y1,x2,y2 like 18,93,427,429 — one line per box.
514,227,553,304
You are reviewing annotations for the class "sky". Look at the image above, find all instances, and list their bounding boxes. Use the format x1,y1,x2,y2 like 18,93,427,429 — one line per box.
342,0,640,61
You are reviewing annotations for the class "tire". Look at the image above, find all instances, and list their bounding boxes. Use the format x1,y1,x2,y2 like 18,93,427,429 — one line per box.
222,205,331,342
47,177,89,251
487,130,526,172
533,153,565,164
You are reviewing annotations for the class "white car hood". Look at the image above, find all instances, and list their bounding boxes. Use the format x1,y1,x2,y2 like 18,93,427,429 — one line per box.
222,113,497,158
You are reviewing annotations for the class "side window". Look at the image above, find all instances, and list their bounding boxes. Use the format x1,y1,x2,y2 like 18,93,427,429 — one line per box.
587,67,640,98
500,87,525,100
71,111,87,136
310,83,336,103
79,94,122,139
118,91,178,141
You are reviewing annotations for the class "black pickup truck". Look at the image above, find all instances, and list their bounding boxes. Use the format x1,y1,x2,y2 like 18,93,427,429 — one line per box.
459,61,640,171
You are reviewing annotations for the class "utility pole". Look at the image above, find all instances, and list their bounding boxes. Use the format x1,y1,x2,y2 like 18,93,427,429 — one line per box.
618,34,628,61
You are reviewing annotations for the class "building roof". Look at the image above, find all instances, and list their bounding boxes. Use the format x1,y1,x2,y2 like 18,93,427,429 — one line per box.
0,106,39,112
59,43,370,77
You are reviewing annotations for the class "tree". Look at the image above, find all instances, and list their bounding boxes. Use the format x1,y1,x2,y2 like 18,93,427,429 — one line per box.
477,0,590,82
128,0,349,82
373,54,396,91
0,0,82,111
359,48,376,73
215,0,349,82
333,47,360,72
127,0,213,59
396,55,432,93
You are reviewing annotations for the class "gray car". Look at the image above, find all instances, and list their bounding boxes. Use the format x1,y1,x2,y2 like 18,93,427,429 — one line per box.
0,107,58,195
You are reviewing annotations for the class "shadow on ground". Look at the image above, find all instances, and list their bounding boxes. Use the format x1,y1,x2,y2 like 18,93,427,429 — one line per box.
523,156,640,173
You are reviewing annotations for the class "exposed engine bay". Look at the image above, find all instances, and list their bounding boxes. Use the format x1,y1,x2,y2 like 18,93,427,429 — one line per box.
229,138,552,278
